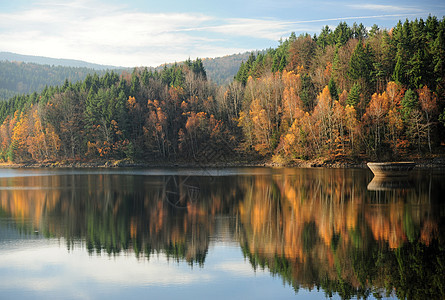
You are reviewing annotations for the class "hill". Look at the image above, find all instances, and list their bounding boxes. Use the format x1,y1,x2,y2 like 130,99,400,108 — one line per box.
155,52,259,86
0,52,120,70
0,60,116,101
0,51,254,100
201,52,256,86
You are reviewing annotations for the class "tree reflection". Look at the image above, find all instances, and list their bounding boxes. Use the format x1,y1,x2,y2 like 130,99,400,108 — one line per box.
236,169,444,299
0,169,444,298
0,174,241,265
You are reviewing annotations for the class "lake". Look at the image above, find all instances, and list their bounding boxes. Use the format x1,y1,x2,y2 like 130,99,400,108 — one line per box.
0,167,444,299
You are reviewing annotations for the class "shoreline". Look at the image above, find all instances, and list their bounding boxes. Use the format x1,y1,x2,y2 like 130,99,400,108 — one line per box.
1,157,445,169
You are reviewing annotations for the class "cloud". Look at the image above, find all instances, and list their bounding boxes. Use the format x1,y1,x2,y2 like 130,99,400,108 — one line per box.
0,0,435,67
0,240,212,293
174,18,291,40
347,3,423,13
213,261,259,276
0,0,282,67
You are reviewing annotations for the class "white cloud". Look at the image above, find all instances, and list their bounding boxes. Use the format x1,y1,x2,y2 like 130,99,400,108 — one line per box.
175,18,291,40
0,240,212,293
0,238,266,297
0,0,431,67
0,0,284,67
347,4,423,13
213,261,260,276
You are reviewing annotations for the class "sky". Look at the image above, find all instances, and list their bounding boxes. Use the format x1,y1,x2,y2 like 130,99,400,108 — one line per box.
0,0,444,67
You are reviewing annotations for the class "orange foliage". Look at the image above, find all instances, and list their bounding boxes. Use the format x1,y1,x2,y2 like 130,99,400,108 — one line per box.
418,85,437,115
249,99,271,155
281,70,303,124
366,92,390,122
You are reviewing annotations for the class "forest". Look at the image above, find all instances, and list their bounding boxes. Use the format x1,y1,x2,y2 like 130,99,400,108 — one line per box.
0,61,113,101
0,16,444,164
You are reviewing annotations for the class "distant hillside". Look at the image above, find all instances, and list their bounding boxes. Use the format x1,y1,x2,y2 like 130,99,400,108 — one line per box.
0,51,256,101
0,61,118,100
201,52,254,85
156,52,259,86
0,52,120,70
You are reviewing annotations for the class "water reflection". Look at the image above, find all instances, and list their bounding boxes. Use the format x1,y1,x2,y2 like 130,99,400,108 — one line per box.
0,168,444,299
367,176,414,191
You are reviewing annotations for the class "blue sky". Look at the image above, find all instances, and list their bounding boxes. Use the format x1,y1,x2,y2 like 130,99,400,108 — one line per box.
0,0,443,67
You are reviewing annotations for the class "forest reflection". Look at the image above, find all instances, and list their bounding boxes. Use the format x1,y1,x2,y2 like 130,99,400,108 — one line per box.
0,169,444,299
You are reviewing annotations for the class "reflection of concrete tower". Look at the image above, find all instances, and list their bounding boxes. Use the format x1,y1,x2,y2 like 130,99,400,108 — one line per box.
367,176,414,191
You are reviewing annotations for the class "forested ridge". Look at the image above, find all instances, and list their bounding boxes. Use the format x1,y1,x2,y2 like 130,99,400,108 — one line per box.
156,52,256,86
201,52,259,86
1,17,445,164
0,52,250,101
0,61,114,101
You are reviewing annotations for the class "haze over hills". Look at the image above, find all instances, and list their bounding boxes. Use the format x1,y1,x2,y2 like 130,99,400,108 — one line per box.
0,52,121,70
0,51,252,100
0,60,114,101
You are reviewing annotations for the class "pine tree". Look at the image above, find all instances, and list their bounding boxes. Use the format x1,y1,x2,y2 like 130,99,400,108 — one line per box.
347,83,361,107
328,77,338,100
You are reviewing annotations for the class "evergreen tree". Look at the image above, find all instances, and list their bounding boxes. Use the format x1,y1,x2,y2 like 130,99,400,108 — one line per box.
347,83,361,107
328,77,338,100
334,22,352,46
348,42,374,94
401,89,419,119
317,25,333,48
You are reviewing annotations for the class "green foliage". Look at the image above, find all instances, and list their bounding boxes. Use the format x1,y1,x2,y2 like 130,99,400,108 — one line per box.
348,42,374,89
393,50,405,84
347,83,361,107
0,61,113,101
317,25,334,48
401,89,419,119
186,57,207,80
301,74,315,110
328,77,338,100
334,22,353,46
235,52,260,85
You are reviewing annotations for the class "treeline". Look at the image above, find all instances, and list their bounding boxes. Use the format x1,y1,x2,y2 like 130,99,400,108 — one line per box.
0,17,445,163
235,16,445,161
0,58,240,162
0,61,113,100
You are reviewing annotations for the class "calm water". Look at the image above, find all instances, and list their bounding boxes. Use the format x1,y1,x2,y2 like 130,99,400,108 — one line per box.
0,167,444,299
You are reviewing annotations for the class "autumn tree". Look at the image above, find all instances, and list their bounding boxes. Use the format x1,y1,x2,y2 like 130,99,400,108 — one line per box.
281,70,303,126
287,34,316,73
312,86,334,155
144,100,169,157
217,81,243,127
26,106,61,161
10,111,30,161
281,109,311,159
418,85,438,152
45,90,86,159
384,82,405,155
249,99,273,155
363,92,390,157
